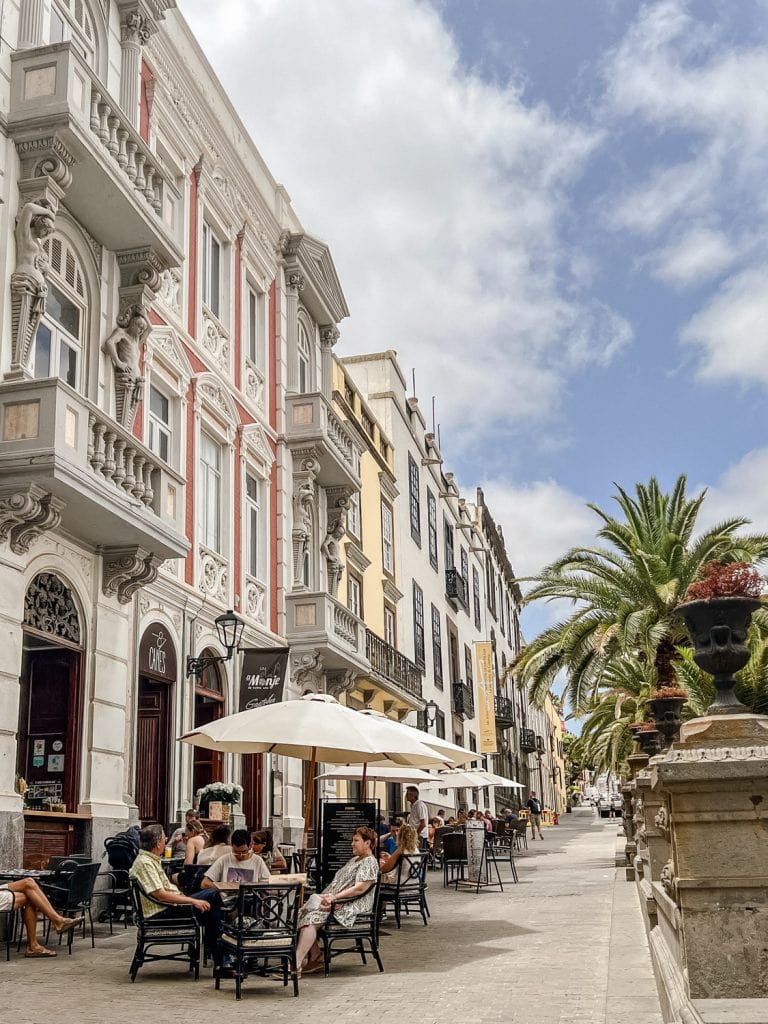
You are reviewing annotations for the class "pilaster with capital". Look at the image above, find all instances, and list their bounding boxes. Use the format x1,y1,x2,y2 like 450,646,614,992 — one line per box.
319,324,339,397
283,265,305,393
117,2,158,126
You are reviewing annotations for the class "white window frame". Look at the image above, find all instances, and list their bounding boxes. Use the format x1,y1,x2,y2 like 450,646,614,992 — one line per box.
198,430,222,553
202,220,222,318
33,280,85,392
245,470,264,582
347,572,362,618
147,383,172,465
50,0,95,65
246,283,266,369
297,320,312,394
347,490,361,542
381,498,394,575
384,604,396,648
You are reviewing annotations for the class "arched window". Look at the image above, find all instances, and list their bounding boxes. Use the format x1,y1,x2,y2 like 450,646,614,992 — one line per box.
32,234,87,391
50,0,96,66
297,320,311,394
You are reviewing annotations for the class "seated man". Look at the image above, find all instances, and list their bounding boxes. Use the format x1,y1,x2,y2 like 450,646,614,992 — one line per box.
200,829,270,888
0,877,81,958
380,818,402,857
130,824,213,915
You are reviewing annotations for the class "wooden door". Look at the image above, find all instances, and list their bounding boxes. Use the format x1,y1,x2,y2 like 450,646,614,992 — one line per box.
241,753,264,830
136,678,171,825
19,648,81,812
192,694,224,796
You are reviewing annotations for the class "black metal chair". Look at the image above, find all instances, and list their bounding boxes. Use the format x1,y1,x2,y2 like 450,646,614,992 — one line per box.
442,832,467,887
321,875,383,976
511,818,528,851
42,861,100,953
215,882,301,999
294,849,319,890
380,852,429,927
129,881,201,981
1,904,19,961
484,833,518,883
178,864,209,895
99,869,133,932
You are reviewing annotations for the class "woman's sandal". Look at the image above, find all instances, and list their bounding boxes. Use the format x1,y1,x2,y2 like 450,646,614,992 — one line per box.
54,916,84,935
25,947,57,957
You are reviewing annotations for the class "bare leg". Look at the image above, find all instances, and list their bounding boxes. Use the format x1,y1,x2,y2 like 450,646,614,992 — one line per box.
296,924,318,969
8,878,69,929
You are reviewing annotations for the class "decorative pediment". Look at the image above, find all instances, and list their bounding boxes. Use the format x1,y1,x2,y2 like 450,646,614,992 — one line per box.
281,231,349,324
194,372,238,431
240,422,275,471
147,326,193,391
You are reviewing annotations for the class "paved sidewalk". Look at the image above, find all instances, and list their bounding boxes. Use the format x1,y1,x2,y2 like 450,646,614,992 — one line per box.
3,809,663,1023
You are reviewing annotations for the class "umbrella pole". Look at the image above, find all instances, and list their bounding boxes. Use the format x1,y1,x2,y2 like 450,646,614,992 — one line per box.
303,745,316,851
361,761,368,802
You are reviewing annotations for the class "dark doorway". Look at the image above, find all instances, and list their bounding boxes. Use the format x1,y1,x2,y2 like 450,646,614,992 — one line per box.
136,680,171,825
18,640,82,813
242,753,264,830
193,653,225,796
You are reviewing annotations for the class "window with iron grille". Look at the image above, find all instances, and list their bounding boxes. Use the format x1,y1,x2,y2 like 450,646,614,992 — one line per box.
413,581,425,669
427,489,439,570
472,566,482,630
408,453,421,543
464,644,474,686
431,604,443,690
444,518,454,569
460,548,469,586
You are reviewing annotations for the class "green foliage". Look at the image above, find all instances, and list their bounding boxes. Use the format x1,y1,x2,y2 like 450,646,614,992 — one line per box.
516,475,768,774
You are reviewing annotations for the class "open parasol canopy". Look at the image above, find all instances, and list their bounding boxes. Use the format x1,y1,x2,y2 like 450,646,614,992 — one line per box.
421,768,525,790
315,764,435,784
356,709,479,769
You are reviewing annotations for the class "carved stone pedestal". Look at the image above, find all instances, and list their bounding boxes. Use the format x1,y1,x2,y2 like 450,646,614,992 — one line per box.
649,713,768,1018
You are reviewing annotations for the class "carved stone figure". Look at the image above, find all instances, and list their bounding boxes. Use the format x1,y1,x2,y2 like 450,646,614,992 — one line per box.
292,478,315,587
321,511,346,599
10,197,56,375
103,308,149,428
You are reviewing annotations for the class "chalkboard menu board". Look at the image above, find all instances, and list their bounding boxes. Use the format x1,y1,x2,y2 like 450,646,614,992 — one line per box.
319,800,378,888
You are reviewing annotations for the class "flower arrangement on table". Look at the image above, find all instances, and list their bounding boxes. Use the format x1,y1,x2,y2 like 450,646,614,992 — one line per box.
195,782,243,821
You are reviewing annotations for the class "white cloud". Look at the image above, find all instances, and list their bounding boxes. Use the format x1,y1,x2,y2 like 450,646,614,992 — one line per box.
651,226,735,288
178,0,630,445
680,267,768,385
479,478,595,579
697,447,768,534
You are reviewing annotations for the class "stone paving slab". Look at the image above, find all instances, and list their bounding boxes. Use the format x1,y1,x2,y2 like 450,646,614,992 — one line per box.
1,809,663,1023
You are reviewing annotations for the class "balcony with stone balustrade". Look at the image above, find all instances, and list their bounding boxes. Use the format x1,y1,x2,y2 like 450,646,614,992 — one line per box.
284,392,361,491
8,42,182,268
285,589,369,676
0,377,188,565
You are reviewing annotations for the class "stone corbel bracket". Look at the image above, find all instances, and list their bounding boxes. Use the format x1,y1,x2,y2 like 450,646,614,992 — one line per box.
103,545,163,603
291,651,324,693
0,485,65,553
328,670,357,698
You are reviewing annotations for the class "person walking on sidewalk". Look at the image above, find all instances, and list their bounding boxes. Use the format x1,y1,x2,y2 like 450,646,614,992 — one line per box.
527,792,544,840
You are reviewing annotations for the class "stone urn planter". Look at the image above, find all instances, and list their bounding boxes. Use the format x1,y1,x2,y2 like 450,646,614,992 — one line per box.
636,725,661,756
678,596,760,715
647,692,687,747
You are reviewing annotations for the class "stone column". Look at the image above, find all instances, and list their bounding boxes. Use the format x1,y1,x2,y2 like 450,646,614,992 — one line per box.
18,0,45,48
320,325,339,397
119,9,150,127
651,713,768,1003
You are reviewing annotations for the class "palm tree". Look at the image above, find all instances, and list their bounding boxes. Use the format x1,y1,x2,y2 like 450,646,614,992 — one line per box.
516,475,768,714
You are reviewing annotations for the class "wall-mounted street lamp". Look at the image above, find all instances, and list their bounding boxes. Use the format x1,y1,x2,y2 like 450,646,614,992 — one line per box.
423,699,440,729
186,609,246,678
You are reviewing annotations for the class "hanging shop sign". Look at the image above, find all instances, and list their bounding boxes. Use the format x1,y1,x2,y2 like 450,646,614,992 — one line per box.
238,647,290,712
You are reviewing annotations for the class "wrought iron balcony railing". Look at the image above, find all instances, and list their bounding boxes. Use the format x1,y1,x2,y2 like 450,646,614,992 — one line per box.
445,568,469,612
494,695,515,729
520,727,537,752
365,629,423,702
452,681,475,720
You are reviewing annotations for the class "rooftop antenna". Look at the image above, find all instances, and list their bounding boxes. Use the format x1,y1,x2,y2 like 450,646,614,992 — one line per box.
431,396,436,435
437,423,442,449
412,368,416,398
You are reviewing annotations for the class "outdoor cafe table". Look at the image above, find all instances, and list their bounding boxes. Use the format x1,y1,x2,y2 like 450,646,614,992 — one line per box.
211,872,308,892
0,868,52,882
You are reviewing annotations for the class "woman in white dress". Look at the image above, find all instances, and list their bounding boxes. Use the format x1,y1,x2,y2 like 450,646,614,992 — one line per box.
295,825,379,976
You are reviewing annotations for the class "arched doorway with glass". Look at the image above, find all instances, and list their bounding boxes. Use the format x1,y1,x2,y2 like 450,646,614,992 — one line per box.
135,622,177,827
17,572,84,814
192,653,226,797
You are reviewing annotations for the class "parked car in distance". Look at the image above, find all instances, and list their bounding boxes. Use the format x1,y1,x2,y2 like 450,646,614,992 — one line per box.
598,796,623,818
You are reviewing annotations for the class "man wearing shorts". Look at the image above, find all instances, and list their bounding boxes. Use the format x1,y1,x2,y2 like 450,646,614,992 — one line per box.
526,792,544,840
0,877,81,957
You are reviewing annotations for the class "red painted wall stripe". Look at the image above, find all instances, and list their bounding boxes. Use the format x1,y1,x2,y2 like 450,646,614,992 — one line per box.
139,61,153,143
268,278,278,634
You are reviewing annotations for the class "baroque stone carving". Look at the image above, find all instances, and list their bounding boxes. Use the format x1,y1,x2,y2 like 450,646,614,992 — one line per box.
121,10,151,44
201,311,230,371
327,669,356,697
157,268,181,315
654,804,670,837
103,546,162,603
0,486,65,554
660,859,678,901
24,572,81,644
321,509,346,599
199,548,228,602
10,197,56,376
292,651,324,693
102,308,149,429
245,578,266,624
665,745,768,763
320,325,340,348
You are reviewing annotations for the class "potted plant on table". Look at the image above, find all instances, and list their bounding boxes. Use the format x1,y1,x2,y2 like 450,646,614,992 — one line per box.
678,561,764,715
195,782,243,821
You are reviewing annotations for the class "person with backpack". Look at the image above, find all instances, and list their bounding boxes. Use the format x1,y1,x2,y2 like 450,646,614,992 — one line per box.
527,793,544,840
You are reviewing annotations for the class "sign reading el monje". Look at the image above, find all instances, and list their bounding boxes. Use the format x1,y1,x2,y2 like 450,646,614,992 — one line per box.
474,641,497,753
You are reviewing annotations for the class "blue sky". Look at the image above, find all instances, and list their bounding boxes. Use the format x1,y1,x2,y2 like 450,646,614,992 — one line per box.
181,0,768,648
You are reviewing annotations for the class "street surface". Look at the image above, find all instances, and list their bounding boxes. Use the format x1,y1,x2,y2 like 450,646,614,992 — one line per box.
3,808,662,1023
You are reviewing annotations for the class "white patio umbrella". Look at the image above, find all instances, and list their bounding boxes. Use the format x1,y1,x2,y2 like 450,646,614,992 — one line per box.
420,768,524,790
179,694,450,842
357,709,479,769
315,765,435,784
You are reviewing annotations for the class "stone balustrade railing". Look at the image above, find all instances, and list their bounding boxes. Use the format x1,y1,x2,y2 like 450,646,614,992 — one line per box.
88,80,163,215
88,413,156,505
